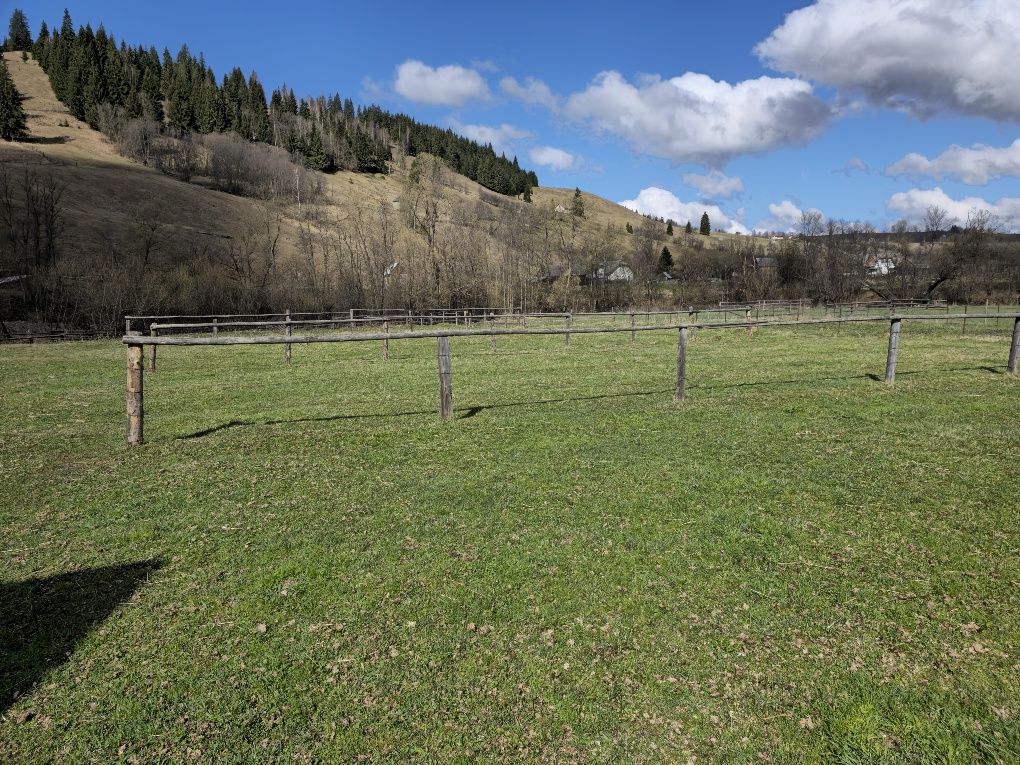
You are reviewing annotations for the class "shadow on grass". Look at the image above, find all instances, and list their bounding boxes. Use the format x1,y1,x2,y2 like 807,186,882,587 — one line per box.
0,559,161,714
175,365,1004,440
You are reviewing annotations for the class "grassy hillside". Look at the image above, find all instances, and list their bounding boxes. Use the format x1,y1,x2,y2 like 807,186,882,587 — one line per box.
1,52,677,272
2,320,1018,762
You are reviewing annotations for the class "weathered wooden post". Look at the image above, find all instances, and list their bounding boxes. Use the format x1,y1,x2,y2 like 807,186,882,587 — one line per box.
490,317,496,352
124,316,132,336
437,336,453,421
962,303,968,336
149,326,157,372
691,310,698,339
885,317,901,384
212,318,218,334
383,320,390,360
565,312,572,347
1008,316,1020,375
127,343,144,446
630,313,636,342
745,308,753,336
674,326,688,403
349,308,355,329
284,309,292,364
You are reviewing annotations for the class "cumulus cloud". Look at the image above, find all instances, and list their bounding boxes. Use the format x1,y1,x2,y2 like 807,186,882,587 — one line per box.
619,187,749,234
681,170,744,199
562,70,830,166
753,199,824,232
528,145,578,172
395,60,490,106
756,0,1020,121
449,120,532,156
886,187,1020,229
500,76,558,110
886,139,1020,185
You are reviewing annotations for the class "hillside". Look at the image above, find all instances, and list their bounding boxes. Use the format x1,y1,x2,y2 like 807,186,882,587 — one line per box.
1,50,755,329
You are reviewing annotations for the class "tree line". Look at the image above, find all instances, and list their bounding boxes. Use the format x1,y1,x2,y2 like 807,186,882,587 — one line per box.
9,9,538,196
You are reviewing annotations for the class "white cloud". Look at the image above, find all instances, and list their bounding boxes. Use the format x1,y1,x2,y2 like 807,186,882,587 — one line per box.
394,60,490,106
500,76,558,110
681,170,744,199
619,187,749,234
528,145,578,172
886,139,1020,185
886,187,1020,229
448,120,532,156
562,70,830,166
753,199,824,232
756,0,1020,121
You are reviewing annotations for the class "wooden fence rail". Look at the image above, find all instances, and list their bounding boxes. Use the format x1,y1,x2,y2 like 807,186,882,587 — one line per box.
121,313,1020,446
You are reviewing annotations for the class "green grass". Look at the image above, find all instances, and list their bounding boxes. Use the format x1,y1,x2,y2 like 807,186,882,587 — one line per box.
1,320,1019,763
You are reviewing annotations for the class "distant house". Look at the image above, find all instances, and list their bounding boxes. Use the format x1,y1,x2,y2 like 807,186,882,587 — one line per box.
554,204,567,214
865,252,897,276
593,260,634,282
542,263,586,283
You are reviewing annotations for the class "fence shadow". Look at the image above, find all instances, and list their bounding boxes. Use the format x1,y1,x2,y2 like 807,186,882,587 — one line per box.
174,364,1005,440
0,559,161,713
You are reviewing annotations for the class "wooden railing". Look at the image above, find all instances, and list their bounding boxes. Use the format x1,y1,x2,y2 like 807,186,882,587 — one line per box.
120,313,1020,446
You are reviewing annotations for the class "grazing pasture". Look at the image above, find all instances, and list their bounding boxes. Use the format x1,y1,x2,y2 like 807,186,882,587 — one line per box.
1,321,1018,763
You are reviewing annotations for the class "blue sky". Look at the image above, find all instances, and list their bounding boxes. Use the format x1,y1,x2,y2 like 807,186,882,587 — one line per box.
14,0,1020,232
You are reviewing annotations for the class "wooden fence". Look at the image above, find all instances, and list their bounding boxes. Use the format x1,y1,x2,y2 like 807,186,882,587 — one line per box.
120,313,1020,446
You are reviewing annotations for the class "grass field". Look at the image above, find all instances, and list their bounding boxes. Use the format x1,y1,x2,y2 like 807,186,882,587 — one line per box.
2,319,1019,763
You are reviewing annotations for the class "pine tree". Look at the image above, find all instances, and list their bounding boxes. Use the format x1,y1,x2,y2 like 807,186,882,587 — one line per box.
7,9,32,51
625,222,633,234
571,187,585,218
659,246,673,272
0,59,28,140
685,221,693,234
303,125,329,171
699,212,710,236
666,220,674,236
522,184,532,203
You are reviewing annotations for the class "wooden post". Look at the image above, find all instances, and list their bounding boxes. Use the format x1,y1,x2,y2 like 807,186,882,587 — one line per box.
212,318,218,334
565,313,571,347
962,303,968,336
284,309,292,364
691,311,698,339
885,318,901,384
149,327,157,372
127,344,144,446
383,321,390,360
630,313,635,341
745,308,753,336
1008,317,1020,375
437,336,453,421
490,317,496,352
349,308,355,329
674,326,688,403
125,317,132,336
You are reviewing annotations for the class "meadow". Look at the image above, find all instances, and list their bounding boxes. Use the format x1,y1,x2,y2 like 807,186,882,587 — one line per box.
1,318,1018,763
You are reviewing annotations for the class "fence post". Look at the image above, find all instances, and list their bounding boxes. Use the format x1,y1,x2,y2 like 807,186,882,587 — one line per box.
962,303,968,336
349,308,355,329
630,313,636,342
674,326,688,403
490,317,496,352
149,327,157,372
745,308,753,336
127,344,144,446
212,318,218,335
1008,316,1020,375
383,320,390,360
437,336,453,421
691,311,698,339
565,312,571,347
284,309,292,364
885,318,901,384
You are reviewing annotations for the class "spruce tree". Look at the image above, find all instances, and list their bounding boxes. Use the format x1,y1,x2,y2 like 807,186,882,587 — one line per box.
303,125,329,171
522,184,532,203
0,59,28,140
666,220,673,236
625,222,633,234
685,221,693,234
659,246,673,271
699,213,710,236
571,187,585,218
7,9,32,51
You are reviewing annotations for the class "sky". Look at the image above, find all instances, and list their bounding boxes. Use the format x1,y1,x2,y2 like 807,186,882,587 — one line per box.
11,0,1020,232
